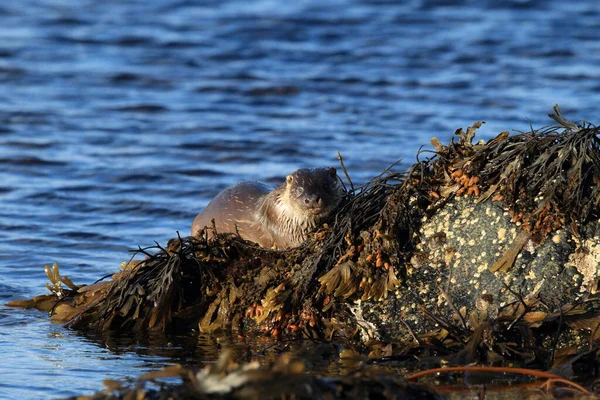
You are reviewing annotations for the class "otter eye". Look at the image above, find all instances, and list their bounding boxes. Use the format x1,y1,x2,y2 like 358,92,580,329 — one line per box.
286,175,293,184
328,167,337,177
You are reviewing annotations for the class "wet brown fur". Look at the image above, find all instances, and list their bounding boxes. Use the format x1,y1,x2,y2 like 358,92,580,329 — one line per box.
192,167,345,249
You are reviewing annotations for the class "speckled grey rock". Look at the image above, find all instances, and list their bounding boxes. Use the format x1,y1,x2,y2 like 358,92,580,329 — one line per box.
355,197,593,341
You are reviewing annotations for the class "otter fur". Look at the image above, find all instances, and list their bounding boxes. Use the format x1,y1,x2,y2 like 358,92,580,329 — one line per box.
191,167,345,249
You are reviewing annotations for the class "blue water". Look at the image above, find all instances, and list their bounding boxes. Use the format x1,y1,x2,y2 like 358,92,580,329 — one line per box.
1,0,599,397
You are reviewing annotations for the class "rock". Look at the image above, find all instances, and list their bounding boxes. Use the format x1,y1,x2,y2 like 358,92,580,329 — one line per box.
357,197,591,340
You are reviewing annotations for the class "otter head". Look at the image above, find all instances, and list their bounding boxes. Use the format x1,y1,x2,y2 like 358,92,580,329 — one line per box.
282,167,345,218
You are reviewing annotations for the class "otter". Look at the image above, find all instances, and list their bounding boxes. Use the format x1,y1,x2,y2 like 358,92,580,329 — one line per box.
191,167,345,249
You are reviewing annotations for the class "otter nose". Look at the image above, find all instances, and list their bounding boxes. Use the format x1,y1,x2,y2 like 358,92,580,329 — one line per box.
304,195,321,208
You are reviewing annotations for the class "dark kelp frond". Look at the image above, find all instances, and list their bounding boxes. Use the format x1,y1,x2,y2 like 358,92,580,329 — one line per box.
457,110,600,236
52,234,269,333
62,237,201,331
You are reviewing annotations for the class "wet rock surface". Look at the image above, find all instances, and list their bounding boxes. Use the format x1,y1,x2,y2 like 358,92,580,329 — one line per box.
360,197,586,340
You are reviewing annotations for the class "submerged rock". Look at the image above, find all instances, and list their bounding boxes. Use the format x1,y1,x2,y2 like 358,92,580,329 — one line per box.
358,196,586,341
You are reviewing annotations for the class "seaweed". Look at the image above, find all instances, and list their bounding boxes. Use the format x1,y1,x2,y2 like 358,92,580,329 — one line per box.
413,105,600,273
10,107,600,397
8,160,406,337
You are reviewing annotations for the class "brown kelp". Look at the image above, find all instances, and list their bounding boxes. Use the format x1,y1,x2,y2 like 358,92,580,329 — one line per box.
424,105,600,272
9,164,407,337
10,107,600,397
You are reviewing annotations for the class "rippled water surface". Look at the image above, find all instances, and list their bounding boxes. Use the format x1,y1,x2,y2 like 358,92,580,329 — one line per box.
1,0,599,397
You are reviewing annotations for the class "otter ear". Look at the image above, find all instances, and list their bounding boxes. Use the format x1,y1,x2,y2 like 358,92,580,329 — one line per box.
286,175,293,184
328,167,337,177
